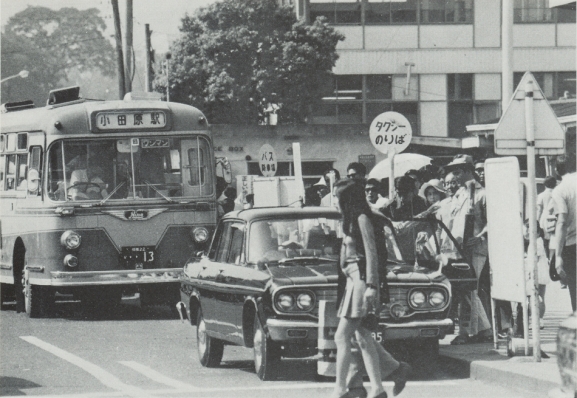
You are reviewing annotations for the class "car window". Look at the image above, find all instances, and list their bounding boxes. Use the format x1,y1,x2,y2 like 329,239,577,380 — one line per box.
215,222,233,263
227,223,245,265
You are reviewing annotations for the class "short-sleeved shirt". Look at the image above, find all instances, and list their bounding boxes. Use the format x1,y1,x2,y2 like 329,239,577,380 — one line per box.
448,180,487,257
551,173,576,246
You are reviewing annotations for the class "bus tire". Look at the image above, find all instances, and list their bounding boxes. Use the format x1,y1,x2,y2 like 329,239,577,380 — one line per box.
253,314,280,381
197,309,223,367
24,273,54,318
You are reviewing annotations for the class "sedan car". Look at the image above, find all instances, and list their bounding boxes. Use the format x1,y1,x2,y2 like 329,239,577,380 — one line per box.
179,207,462,380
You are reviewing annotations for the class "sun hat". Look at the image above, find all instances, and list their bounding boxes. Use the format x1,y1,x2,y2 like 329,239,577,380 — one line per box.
444,154,474,171
419,179,446,198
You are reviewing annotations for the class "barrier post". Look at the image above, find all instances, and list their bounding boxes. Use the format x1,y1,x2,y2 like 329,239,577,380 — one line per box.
317,300,338,377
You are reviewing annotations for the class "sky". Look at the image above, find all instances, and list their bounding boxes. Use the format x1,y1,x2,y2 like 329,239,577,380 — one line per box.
1,0,217,54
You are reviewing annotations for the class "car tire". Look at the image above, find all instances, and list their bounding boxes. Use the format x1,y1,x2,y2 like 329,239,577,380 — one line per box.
253,314,280,381
197,309,223,367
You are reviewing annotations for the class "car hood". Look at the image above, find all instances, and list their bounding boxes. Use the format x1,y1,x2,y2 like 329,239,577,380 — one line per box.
268,262,338,286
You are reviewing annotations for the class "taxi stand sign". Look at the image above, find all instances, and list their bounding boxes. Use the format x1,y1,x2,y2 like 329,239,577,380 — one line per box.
369,111,413,197
493,72,565,362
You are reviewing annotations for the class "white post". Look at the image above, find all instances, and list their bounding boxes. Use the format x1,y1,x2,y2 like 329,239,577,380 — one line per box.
166,58,170,103
524,79,541,362
502,0,514,109
388,148,396,199
292,143,304,206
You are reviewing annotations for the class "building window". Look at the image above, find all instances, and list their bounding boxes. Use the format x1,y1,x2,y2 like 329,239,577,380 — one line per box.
310,0,362,24
556,7,576,23
448,73,473,138
513,71,576,100
514,0,554,22
448,73,473,100
366,0,419,24
421,0,473,23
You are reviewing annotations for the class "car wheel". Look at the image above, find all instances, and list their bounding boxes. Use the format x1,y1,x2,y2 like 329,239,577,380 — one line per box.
197,309,223,367
253,314,280,381
24,270,54,318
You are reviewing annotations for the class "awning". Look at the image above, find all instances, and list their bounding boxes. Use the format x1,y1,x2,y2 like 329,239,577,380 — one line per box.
549,0,576,9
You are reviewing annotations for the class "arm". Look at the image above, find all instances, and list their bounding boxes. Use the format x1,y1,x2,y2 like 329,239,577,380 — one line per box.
358,214,378,287
552,213,568,279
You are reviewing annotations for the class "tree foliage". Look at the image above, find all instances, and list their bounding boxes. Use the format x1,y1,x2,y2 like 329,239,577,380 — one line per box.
2,6,115,106
156,0,344,124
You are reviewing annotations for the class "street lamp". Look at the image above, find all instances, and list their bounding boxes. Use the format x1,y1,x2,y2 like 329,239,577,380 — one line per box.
1,70,29,84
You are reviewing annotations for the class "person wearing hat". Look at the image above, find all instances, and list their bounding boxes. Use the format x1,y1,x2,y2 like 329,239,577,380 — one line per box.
444,154,493,344
416,179,447,218
474,161,485,187
381,175,427,222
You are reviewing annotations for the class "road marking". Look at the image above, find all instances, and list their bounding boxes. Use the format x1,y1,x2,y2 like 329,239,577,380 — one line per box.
118,361,196,390
19,336,153,398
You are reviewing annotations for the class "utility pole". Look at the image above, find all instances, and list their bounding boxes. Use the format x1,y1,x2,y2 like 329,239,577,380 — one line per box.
165,52,171,102
123,0,133,94
145,24,153,92
111,0,125,99
502,0,514,110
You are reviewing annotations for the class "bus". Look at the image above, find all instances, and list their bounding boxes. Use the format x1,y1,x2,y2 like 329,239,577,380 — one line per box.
0,87,217,317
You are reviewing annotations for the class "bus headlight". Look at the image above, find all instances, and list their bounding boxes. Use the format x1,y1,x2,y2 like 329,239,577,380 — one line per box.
60,230,81,250
63,254,78,268
192,227,209,243
409,290,427,308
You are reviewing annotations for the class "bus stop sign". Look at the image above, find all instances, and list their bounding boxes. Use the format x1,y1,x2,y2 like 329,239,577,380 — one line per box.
494,72,565,156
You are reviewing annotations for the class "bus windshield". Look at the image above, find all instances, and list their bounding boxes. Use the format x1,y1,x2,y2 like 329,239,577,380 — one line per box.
47,136,213,202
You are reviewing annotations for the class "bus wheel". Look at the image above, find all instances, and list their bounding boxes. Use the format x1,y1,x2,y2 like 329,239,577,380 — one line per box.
24,271,54,318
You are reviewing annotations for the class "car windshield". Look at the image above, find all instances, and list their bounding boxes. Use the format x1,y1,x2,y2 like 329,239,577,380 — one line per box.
389,220,441,269
47,136,213,203
248,217,342,264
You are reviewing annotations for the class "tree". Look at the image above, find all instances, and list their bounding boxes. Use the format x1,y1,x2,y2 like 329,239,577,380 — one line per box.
156,0,344,124
2,6,115,106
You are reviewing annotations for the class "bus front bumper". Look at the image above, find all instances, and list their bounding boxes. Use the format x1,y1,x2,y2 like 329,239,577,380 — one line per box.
32,268,183,287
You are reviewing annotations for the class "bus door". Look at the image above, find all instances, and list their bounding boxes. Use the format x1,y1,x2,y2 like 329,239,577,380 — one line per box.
181,137,212,198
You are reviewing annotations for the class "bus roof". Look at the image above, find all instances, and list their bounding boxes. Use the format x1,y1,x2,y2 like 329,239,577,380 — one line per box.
1,99,210,136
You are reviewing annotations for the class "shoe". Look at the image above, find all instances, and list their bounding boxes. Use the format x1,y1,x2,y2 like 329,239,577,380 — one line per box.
347,386,368,398
561,284,567,289
497,329,509,340
450,334,472,345
471,333,493,343
392,361,412,396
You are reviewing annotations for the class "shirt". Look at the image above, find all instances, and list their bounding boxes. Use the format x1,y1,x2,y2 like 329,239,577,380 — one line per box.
448,180,488,257
551,173,576,246
537,188,554,239
381,195,427,221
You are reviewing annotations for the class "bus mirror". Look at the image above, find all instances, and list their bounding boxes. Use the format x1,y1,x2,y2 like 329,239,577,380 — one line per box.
27,169,40,194
216,157,232,184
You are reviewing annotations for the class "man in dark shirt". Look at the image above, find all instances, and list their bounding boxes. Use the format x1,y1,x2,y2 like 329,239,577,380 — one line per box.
381,175,427,221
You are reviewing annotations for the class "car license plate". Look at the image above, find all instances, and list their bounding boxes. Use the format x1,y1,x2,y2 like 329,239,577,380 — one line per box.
121,246,156,269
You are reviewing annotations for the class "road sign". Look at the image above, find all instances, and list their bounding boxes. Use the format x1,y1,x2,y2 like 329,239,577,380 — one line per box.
369,111,412,154
494,72,565,155
258,144,277,177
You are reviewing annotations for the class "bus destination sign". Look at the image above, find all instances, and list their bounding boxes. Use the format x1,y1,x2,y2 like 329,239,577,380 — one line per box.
95,111,167,130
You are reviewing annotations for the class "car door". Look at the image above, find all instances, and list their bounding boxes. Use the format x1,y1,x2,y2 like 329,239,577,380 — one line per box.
197,220,230,338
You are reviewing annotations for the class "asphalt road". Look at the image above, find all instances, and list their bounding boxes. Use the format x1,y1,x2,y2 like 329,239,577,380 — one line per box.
0,295,545,398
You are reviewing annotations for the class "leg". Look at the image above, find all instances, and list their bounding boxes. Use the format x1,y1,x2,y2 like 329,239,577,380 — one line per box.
346,339,367,397
538,284,546,320
355,327,385,397
561,245,576,312
333,317,360,397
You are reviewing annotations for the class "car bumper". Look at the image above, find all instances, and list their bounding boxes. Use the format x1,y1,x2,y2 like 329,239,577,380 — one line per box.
267,318,320,341
378,318,454,340
30,268,183,287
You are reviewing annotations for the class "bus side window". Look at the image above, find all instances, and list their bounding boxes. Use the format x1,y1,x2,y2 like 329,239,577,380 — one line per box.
0,155,5,191
27,147,42,196
6,155,16,191
16,154,28,191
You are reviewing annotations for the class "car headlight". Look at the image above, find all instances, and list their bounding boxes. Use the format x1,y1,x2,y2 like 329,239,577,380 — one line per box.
276,293,294,311
409,290,426,307
429,291,446,307
296,293,313,310
60,230,81,250
192,227,209,243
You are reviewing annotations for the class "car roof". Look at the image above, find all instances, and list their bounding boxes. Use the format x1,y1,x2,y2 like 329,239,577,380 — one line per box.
222,206,341,222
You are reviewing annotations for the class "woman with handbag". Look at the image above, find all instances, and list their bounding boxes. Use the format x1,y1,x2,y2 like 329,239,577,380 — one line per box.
332,180,409,398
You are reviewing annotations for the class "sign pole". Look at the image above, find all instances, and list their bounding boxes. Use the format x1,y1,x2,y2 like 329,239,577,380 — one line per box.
524,79,541,362
388,148,396,199
292,143,305,206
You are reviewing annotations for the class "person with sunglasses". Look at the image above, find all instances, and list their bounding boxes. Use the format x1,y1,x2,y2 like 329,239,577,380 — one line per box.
347,162,367,183
365,178,389,212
